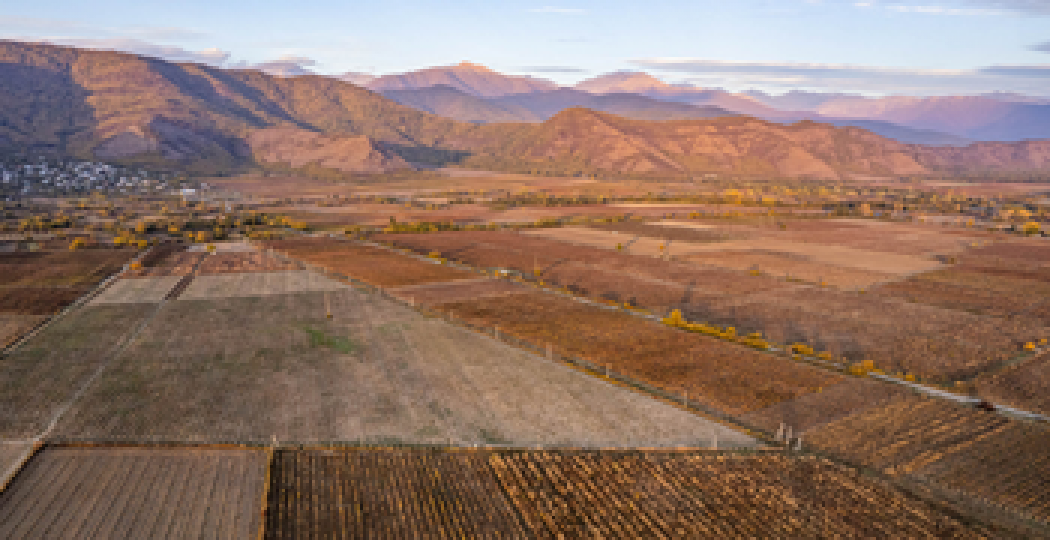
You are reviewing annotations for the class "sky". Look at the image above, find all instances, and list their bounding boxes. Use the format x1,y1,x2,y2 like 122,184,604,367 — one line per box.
2,0,1049,97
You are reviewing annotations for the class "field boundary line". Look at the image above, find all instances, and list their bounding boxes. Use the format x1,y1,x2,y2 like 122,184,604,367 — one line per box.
367,234,1050,428
0,440,43,495
1,246,153,358
290,235,1050,429
261,240,778,448
34,252,208,443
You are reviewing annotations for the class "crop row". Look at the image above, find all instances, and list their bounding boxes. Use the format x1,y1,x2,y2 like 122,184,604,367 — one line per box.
806,395,1050,523
489,452,988,538
975,351,1050,417
264,240,475,288
434,290,841,416
383,231,1047,382
265,449,528,539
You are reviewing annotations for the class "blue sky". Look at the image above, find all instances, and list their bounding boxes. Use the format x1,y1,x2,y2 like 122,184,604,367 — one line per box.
2,0,1049,96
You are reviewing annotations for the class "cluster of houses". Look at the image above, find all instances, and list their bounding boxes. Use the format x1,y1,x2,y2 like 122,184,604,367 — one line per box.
0,159,177,199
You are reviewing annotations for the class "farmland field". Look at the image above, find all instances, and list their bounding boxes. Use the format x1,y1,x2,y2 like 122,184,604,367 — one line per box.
0,303,157,438
806,395,1050,523
89,276,183,304
0,249,133,289
740,377,910,435
490,451,990,538
0,442,33,486
976,352,1050,416
265,448,529,538
0,313,45,348
0,445,268,539
265,240,476,287
52,272,755,447
384,231,1047,382
385,277,529,305
434,290,842,416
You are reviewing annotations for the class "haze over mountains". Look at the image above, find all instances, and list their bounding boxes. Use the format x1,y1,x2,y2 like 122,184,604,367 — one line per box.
372,68,976,146
1,40,1049,180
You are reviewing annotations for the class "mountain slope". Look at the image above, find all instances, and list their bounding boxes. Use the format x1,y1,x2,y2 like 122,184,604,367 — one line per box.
0,41,1047,179
491,88,736,122
813,95,1050,141
381,85,541,123
475,108,933,179
0,40,518,171
367,62,557,97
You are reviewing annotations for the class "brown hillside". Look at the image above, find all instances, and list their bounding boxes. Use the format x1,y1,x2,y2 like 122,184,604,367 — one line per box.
0,40,1048,178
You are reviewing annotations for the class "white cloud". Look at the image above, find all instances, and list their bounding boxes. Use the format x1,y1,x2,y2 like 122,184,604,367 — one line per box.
630,57,1050,96
886,4,1004,14
528,6,586,13
37,37,230,66
1033,40,1050,53
229,55,321,77
859,0,1050,15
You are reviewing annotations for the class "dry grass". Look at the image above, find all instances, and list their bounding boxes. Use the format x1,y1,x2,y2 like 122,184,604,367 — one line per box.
0,303,157,438
54,287,753,447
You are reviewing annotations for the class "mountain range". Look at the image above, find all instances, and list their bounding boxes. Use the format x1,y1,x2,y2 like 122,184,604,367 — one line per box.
373,70,974,146
1,40,1049,180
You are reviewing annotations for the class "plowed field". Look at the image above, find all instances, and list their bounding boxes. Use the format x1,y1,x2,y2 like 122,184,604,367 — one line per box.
0,446,267,539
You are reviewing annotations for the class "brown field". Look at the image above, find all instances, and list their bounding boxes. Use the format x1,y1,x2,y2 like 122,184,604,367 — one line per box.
89,276,183,304
806,395,1050,524
976,352,1050,416
685,250,895,289
491,451,990,538
265,240,476,288
195,251,301,275
386,277,530,305
386,231,1047,382
0,287,91,315
683,285,1044,381
266,448,528,538
0,303,156,438
0,442,33,486
177,271,351,300
54,280,755,447
0,445,267,539
740,377,911,435
0,313,46,348
0,249,134,288
920,421,1050,524
435,290,842,416
125,251,205,277
588,219,730,243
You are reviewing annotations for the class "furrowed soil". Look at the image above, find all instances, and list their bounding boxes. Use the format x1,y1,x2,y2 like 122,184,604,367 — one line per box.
53,282,756,447
266,448,529,539
0,446,267,539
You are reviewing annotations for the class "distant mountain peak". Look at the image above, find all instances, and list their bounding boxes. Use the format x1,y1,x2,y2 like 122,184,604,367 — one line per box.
454,61,491,71
575,71,674,94
367,62,557,97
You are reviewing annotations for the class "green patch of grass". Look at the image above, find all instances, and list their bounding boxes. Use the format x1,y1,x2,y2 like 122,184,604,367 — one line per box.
478,428,511,445
302,325,358,354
